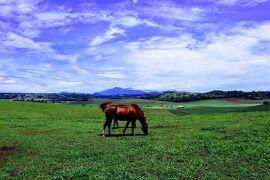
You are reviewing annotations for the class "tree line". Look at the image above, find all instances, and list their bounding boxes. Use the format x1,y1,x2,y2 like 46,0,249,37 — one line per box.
156,90,270,102
1,90,269,103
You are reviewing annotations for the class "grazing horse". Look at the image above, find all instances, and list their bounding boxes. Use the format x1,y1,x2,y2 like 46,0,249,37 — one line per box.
100,102,148,136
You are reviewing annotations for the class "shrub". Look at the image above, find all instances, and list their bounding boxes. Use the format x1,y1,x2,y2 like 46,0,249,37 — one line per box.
263,101,270,105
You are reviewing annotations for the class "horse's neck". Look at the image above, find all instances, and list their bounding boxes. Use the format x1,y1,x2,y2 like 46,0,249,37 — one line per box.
138,117,146,126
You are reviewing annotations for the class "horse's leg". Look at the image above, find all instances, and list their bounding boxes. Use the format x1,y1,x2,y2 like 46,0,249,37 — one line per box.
103,115,112,136
116,119,119,128
113,118,118,128
131,120,136,136
108,118,112,135
102,120,108,137
128,121,134,128
123,121,131,135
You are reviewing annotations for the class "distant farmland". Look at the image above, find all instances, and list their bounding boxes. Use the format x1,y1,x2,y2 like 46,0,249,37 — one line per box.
67,98,266,108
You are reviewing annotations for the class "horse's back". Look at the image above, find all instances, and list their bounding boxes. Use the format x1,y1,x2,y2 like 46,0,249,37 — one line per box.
114,105,136,119
103,104,144,120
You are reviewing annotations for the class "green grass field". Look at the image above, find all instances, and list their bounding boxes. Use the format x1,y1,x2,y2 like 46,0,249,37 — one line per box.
0,101,270,179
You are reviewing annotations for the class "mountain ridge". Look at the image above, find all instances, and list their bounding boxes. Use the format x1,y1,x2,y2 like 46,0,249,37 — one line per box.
92,87,159,96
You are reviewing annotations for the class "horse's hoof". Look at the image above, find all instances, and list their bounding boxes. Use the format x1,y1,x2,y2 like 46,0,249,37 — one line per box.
102,134,106,138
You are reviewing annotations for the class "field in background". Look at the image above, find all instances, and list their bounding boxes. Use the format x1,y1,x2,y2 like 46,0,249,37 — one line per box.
0,101,270,179
67,98,266,108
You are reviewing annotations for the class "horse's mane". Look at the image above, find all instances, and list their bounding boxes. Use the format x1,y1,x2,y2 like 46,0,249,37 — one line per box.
100,102,112,111
131,104,145,117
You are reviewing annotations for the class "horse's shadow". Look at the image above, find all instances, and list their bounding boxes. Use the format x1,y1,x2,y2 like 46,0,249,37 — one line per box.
111,126,134,129
98,133,145,137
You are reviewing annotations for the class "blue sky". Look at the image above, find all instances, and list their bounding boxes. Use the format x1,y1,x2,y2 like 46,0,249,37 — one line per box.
0,0,270,93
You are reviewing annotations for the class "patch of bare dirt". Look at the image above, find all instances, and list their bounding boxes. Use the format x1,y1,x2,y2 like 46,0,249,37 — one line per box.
0,146,17,168
223,98,241,103
0,146,16,154
223,98,261,106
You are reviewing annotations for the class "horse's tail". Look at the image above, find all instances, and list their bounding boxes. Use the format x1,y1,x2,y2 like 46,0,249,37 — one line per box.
131,104,145,119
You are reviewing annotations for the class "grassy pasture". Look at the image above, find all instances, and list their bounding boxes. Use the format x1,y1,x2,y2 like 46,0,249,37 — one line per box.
0,101,270,179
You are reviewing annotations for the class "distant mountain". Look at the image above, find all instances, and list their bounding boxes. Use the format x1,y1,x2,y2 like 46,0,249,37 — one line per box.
92,87,154,96
59,91,75,94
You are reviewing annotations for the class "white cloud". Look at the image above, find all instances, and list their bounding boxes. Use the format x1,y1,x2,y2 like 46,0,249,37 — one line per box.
246,23,270,40
0,56,93,93
58,81,83,86
100,66,127,71
89,26,126,46
1,33,79,63
97,72,127,79
111,15,160,28
2,32,53,51
17,2,34,13
33,12,73,27
115,16,141,27
122,22,270,91
0,0,38,17
205,0,269,6
139,1,204,21
0,76,16,84
1,0,163,45
0,5,14,16
88,14,162,47
19,28,41,38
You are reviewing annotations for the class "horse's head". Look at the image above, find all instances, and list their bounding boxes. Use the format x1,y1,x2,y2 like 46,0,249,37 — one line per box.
141,118,148,135
100,102,111,111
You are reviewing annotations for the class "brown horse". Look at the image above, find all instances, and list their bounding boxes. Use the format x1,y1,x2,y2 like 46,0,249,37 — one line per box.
100,102,148,136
